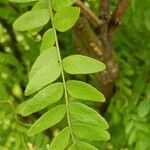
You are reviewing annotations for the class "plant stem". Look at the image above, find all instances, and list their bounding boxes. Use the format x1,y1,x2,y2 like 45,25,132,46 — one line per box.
76,0,103,26
48,0,75,142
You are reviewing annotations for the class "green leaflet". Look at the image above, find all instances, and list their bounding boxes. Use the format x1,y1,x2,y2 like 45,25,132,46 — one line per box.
66,80,105,102
32,0,49,10
17,83,64,116
52,0,77,11
62,55,106,74
69,102,108,129
72,123,110,141
138,100,150,117
40,29,55,53
8,0,37,3
25,47,61,96
53,6,80,32
70,141,99,150
49,127,70,150
28,104,66,136
13,9,50,31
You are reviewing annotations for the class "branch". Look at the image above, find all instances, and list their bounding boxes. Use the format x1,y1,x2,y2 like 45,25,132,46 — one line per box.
99,0,110,20
108,0,129,39
0,18,22,61
96,0,110,49
76,0,103,26
72,16,119,115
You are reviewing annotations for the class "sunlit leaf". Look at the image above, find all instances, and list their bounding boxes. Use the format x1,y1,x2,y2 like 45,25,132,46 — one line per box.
52,0,77,11
66,80,105,102
53,7,80,32
62,55,106,74
41,29,55,52
25,47,61,95
13,9,50,31
32,0,49,10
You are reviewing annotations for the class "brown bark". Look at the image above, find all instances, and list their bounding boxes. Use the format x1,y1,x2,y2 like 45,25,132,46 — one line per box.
108,0,129,39
73,0,129,115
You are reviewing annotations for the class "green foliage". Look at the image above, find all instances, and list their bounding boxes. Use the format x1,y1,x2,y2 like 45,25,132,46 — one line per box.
106,0,150,149
3,0,109,149
0,0,150,149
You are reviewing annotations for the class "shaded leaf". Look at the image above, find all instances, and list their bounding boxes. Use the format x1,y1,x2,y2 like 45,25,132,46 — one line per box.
53,7,80,32
18,83,64,116
25,47,61,95
69,102,108,129
66,80,105,102
13,9,50,31
49,127,70,150
63,55,106,74
28,104,66,136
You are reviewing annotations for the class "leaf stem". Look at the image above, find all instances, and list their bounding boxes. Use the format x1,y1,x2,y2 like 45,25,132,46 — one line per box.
48,0,75,142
